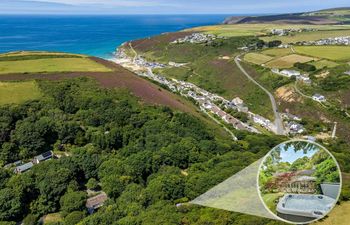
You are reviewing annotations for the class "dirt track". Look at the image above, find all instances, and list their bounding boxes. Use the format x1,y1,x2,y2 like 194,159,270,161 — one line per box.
0,58,195,114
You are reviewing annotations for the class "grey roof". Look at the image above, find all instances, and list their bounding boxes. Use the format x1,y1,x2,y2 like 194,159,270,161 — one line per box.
293,176,316,182
15,162,34,173
34,151,53,161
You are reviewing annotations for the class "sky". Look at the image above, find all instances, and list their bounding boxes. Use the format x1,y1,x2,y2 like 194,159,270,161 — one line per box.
279,146,318,164
0,0,349,15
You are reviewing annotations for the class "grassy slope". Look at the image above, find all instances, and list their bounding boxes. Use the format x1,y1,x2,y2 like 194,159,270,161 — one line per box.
0,58,111,74
0,81,42,105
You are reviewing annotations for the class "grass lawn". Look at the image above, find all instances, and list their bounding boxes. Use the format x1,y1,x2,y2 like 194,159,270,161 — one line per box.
265,54,317,68
261,29,350,44
261,48,293,57
316,201,350,225
0,81,43,105
0,58,111,74
295,46,350,61
262,192,284,214
311,60,339,69
243,53,273,65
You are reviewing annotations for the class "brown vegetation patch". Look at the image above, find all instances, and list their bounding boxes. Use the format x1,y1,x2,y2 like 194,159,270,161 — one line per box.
130,32,194,52
0,59,197,114
275,86,301,103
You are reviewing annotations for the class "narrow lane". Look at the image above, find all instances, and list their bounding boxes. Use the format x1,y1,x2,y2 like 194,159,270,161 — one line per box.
234,55,285,135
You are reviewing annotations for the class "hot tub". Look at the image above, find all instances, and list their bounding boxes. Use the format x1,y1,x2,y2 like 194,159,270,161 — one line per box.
276,194,336,223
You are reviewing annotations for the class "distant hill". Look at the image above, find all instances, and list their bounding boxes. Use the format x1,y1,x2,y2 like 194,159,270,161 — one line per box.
223,7,350,25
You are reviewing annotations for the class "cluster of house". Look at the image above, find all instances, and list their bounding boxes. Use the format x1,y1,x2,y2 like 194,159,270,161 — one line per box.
134,56,166,69
171,33,219,44
115,47,282,135
270,28,317,36
271,68,312,84
4,151,54,174
282,112,306,135
299,36,350,46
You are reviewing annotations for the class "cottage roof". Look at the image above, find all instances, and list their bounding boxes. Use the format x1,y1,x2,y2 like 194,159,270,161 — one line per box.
86,192,108,209
292,176,316,182
34,151,53,161
15,162,34,173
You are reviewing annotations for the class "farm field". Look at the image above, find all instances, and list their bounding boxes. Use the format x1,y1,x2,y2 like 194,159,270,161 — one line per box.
0,81,42,105
261,28,350,43
295,46,350,61
243,53,273,65
0,57,112,74
311,59,339,69
261,48,293,57
190,24,350,38
265,54,317,68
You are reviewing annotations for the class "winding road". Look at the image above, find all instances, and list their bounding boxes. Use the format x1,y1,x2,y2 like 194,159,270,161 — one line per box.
234,55,285,135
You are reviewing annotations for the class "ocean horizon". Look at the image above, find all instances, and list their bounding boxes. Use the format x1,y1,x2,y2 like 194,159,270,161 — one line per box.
0,14,230,59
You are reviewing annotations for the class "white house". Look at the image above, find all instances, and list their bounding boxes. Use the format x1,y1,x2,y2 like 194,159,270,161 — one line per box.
232,97,244,106
312,94,326,103
280,70,301,77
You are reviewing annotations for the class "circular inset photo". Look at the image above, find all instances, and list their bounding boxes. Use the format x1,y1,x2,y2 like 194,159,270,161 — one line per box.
258,140,342,224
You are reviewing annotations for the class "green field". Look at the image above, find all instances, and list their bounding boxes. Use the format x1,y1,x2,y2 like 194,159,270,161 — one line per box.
0,81,42,105
261,29,350,44
311,59,339,69
0,57,111,74
190,24,350,38
243,53,273,65
261,48,293,57
295,46,350,61
265,54,317,68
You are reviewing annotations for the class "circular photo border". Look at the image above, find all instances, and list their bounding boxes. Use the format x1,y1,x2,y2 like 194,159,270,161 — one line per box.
257,139,343,224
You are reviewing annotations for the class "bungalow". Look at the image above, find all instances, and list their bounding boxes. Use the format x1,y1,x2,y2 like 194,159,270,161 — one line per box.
312,94,326,103
33,151,53,164
14,162,34,174
280,70,301,77
86,192,108,214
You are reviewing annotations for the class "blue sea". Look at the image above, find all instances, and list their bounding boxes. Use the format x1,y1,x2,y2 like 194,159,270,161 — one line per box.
0,15,228,59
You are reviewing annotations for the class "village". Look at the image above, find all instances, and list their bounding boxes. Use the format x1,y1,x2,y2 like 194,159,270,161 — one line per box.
114,46,311,137
299,36,350,46
270,28,318,36
171,33,221,44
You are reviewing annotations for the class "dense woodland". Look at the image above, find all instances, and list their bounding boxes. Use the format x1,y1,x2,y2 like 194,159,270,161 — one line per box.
0,78,349,225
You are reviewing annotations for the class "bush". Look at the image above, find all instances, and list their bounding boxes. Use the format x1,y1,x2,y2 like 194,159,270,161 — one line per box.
86,178,99,190
64,211,86,225
60,191,87,217
23,214,38,225
294,62,316,72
